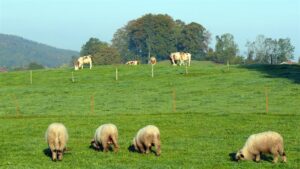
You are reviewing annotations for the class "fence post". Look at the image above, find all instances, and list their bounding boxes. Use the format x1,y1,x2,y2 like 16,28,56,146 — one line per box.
12,94,20,117
185,64,188,75
265,87,268,113
91,94,95,115
72,71,75,83
172,88,176,112
227,60,230,71
151,64,154,78
30,70,32,84
116,67,118,81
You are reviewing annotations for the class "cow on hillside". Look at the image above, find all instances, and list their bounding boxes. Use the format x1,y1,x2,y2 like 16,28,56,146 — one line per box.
74,55,92,70
126,60,139,65
170,52,191,66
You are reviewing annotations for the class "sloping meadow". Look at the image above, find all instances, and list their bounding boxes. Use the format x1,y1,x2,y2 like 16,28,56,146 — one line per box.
0,61,299,168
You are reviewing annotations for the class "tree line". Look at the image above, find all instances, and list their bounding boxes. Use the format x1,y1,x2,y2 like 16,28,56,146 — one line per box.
80,13,296,65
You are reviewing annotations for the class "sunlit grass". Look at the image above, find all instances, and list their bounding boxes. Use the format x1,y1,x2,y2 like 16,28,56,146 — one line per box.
0,61,299,168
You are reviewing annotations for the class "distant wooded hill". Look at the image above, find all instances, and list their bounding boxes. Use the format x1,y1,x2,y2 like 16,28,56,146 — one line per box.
0,34,79,68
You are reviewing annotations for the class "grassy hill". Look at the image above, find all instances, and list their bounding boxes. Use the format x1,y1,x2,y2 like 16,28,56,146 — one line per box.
0,61,299,168
0,34,79,68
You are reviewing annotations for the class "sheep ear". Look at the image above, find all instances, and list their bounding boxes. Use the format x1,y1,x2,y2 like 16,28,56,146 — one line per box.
240,154,244,158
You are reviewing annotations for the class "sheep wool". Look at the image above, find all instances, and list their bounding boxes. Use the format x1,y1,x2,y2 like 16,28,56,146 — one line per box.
45,123,68,161
132,125,161,156
236,131,286,163
91,123,119,152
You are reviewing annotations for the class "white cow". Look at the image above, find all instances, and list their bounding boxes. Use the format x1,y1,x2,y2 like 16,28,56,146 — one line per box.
126,60,139,65
149,57,157,65
74,55,92,70
170,52,191,66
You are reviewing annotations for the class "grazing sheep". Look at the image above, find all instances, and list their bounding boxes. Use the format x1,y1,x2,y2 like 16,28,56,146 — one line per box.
236,131,287,163
45,123,68,161
91,123,119,152
132,125,161,156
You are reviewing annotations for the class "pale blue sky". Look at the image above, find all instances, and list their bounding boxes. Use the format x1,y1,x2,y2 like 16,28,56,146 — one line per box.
1,0,300,59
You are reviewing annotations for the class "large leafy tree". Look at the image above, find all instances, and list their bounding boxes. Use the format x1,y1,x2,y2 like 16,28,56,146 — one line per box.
112,13,211,62
177,22,211,60
112,21,138,63
214,33,239,64
81,38,121,65
127,14,177,62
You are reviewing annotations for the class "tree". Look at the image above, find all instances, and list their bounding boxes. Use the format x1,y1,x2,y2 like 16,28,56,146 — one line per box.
28,62,44,70
277,38,294,63
112,13,211,62
127,14,177,62
81,38,108,56
177,22,211,60
246,35,295,64
112,22,138,63
81,38,121,65
214,33,240,64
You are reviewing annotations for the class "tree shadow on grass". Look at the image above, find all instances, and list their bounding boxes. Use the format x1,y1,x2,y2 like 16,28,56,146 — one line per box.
240,64,300,84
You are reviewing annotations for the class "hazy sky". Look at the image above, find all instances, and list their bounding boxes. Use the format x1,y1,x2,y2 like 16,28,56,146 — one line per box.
1,0,300,59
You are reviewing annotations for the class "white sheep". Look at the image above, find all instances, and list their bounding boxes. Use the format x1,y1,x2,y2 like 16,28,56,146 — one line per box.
236,131,287,163
45,123,68,161
132,125,161,156
91,123,119,152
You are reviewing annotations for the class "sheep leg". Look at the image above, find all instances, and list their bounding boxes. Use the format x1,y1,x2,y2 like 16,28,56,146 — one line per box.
102,140,109,152
281,152,287,163
255,154,260,162
51,150,57,161
111,136,119,152
57,151,63,161
278,147,287,162
137,141,146,153
145,145,150,154
271,148,279,163
155,135,161,156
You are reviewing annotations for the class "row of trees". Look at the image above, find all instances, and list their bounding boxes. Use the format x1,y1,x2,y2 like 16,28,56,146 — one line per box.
80,13,295,65
245,35,295,64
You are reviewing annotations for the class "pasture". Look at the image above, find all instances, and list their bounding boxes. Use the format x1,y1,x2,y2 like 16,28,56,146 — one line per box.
0,61,299,169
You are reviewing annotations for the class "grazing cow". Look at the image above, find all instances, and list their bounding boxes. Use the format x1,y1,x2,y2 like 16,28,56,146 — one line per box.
280,60,296,65
149,57,157,65
126,60,139,65
170,52,191,66
74,55,92,70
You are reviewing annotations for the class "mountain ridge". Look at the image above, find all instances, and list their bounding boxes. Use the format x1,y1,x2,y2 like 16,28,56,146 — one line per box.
0,33,79,68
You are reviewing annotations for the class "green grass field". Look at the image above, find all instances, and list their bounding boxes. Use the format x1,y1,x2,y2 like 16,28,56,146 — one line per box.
0,61,299,169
